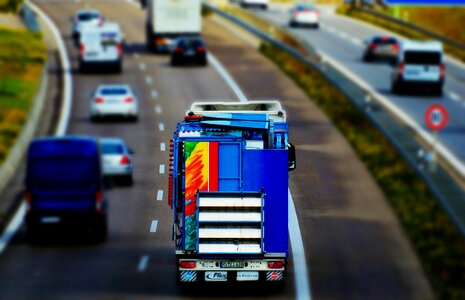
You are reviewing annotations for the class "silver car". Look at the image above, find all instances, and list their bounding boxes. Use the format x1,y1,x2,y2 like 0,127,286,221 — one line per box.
90,84,139,121
71,10,104,43
100,138,134,185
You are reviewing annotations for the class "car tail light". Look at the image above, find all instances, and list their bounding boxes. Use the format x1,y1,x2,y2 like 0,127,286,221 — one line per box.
197,46,206,53
294,10,299,17
95,97,105,103
123,97,133,103
315,10,320,17
397,61,405,75
268,261,285,269
25,191,32,211
179,261,196,268
440,63,446,77
79,44,85,56
368,42,377,50
116,43,123,56
392,43,400,52
120,156,130,165
175,47,184,53
96,190,103,212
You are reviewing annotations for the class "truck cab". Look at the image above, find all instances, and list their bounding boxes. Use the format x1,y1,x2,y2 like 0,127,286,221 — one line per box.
169,101,295,284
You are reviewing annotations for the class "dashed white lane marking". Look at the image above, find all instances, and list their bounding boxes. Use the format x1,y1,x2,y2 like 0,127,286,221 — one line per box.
337,31,348,40
326,26,336,33
159,123,165,131
159,165,165,174
151,90,158,98
448,91,461,102
157,190,164,201
0,203,25,254
133,53,139,59
139,63,146,71
350,37,363,47
155,105,162,114
145,76,152,85
137,255,149,272
160,142,166,151
150,220,158,233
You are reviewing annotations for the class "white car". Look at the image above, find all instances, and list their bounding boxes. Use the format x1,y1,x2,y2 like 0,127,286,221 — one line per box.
90,84,139,121
289,4,319,28
240,0,268,9
99,138,134,185
391,40,444,96
71,10,104,43
79,22,124,73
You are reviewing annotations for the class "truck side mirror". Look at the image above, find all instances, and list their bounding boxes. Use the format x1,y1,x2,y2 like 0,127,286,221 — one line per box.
288,143,296,171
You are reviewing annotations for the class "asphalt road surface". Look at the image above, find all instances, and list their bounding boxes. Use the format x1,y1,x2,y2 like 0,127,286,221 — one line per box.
0,1,434,299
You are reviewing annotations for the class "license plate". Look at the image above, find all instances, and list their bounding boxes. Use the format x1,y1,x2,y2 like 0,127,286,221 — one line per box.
220,261,244,268
184,50,195,56
86,52,98,57
106,99,120,104
41,216,60,224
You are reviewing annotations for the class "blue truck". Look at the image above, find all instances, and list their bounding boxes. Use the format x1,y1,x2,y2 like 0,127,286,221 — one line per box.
25,136,107,243
169,101,296,284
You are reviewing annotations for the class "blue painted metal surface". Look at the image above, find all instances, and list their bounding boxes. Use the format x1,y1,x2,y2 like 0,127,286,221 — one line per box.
218,143,242,191
243,150,289,256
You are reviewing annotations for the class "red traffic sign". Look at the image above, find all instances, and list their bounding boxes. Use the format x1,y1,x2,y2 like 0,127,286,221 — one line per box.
425,104,448,131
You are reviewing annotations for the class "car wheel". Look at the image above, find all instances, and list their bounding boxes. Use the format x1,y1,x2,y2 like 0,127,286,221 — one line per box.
115,62,122,73
261,4,267,9
130,115,138,122
125,175,133,186
391,81,402,95
435,87,443,97
26,227,40,245
79,63,87,73
90,115,99,123
91,222,107,243
363,54,373,62
314,23,319,29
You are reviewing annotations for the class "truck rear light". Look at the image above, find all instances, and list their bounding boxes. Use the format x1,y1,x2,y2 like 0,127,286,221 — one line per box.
440,63,446,77
268,261,285,269
175,47,184,53
392,43,400,52
196,46,206,53
293,10,299,17
179,261,196,268
79,44,85,56
116,43,123,56
95,97,105,103
120,156,130,165
123,97,133,103
397,61,405,76
96,190,103,212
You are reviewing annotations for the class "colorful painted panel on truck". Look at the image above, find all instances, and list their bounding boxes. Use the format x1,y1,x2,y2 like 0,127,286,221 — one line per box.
184,141,218,250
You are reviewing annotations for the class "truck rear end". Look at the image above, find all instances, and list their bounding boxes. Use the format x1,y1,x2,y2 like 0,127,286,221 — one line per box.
146,0,201,53
169,101,295,284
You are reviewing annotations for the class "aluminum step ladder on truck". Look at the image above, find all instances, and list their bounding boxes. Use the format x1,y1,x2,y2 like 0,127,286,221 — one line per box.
168,101,297,284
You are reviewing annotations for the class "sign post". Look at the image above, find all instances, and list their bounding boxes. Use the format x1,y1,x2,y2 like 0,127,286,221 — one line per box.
424,104,449,172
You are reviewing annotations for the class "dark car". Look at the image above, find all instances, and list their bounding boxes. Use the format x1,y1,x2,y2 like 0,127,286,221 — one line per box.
362,36,399,63
170,37,207,66
25,136,107,243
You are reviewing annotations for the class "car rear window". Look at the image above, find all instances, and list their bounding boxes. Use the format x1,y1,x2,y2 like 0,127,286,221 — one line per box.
78,13,99,21
374,37,397,45
179,39,203,48
99,88,129,95
28,157,99,190
101,143,124,154
296,5,316,11
404,51,441,64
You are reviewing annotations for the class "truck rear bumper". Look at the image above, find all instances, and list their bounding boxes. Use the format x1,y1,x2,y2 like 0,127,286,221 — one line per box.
179,270,285,283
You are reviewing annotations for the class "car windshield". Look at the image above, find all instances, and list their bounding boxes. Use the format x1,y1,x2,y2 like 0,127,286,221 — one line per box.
179,39,203,48
28,157,99,190
296,5,315,11
101,143,124,154
99,88,129,95
404,51,441,64
78,13,100,21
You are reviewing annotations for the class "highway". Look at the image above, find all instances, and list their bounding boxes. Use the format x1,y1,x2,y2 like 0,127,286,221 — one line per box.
0,0,433,299
254,4,465,165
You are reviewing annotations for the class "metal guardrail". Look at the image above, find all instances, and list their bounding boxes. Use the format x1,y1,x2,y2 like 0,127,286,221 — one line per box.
353,7,465,53
204,2,465,240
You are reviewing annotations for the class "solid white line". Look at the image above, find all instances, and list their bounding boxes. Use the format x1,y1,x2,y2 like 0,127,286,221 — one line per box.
139,63,146,71
159,123,164,131
146,76,153,85
151,90,159,98
137,255,149,272
157,190,164,201
448,91,461,102
150,220,159,232
159,165,165,174
208,51,312,300
160,142,166,151
155,105,162,114
0,203,26,254
207,53,248,102
0,2,74,256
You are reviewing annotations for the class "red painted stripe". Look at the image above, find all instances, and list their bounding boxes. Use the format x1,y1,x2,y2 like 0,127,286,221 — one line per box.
209,142,219,191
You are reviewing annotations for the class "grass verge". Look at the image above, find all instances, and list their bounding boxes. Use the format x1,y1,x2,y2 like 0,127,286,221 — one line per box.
260,41,465,299
0,26,45,162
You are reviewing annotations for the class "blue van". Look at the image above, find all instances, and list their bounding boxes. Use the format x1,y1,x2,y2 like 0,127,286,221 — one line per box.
25,136,107,242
